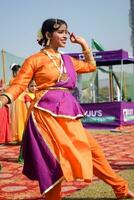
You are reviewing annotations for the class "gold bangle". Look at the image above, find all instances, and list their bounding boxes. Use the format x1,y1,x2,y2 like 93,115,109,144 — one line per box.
0,100,3,109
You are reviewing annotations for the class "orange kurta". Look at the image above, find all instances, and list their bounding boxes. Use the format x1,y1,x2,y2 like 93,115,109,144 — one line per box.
5,49,96,183
5,50,96,101
4,49,128,198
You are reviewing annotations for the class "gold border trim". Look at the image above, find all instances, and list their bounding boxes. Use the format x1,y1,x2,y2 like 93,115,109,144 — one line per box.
42,177,64,196
34,104,85,119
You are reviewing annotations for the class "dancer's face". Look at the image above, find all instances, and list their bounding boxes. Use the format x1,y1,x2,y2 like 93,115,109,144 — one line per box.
49,24,68,49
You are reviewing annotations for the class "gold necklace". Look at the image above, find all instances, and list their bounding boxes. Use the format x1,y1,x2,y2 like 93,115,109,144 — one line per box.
42,49,68,82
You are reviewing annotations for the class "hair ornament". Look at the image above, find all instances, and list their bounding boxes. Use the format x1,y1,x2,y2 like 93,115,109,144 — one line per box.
53,19,60,29
10,63,17,70
37,29,43,42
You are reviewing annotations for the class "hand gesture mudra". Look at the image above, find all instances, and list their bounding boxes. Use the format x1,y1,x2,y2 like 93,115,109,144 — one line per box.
69,32,90,50
69,32,86,44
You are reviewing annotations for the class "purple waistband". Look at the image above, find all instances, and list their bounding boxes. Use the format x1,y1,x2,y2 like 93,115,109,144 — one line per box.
36,89,85,119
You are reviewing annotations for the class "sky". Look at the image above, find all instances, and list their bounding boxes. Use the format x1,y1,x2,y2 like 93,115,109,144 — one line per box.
0,0,132,56
0,0,132,80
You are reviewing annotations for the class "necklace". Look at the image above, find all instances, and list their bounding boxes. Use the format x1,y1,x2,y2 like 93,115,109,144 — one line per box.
42,49,68,82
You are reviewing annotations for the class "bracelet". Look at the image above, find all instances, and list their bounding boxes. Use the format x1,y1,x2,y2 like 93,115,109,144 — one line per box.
0,100,3,109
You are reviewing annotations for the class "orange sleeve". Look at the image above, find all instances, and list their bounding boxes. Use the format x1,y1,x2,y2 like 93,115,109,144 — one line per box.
70,50,96,74
5,58,34,101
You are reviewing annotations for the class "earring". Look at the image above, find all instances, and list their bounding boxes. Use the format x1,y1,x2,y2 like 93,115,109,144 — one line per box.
46,38,50,46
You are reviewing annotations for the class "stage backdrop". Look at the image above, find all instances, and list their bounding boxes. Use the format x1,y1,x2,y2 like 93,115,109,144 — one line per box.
81,101,134,129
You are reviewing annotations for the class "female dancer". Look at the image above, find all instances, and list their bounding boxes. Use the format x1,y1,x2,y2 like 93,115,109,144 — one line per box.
0,18,134,199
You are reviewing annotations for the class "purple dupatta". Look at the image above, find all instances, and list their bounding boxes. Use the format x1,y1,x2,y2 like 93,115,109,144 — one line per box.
22,113,63,194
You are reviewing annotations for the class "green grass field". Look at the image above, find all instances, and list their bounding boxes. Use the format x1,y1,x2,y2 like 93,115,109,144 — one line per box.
63,170,134,200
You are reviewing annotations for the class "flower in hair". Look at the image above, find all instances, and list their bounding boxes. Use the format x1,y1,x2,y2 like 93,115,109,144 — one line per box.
37,29,43,42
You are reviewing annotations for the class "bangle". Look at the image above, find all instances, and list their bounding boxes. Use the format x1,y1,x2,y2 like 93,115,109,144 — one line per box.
0,100,3,109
